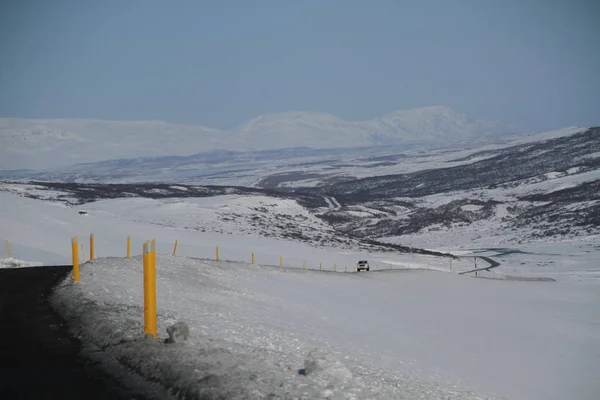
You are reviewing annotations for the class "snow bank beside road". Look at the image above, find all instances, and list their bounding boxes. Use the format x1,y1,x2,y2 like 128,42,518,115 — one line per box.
51,255,600,400
51,256,508,400
0,257,43,268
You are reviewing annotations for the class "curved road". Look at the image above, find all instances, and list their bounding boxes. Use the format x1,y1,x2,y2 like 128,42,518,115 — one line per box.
458,255,501,275
0,266,166,400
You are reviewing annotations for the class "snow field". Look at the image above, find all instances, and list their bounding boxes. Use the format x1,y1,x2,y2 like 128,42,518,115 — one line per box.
0,191,473,274
51,255,600,400
3,190,599,399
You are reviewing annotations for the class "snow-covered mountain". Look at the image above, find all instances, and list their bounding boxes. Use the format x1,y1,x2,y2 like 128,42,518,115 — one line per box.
0,118,225,170
358,106,510,142
2,120,598,400
3,127,598,255
0,106,515,170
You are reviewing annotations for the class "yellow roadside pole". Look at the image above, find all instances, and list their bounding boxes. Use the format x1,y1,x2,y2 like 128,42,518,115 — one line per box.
143,240,157,338
172,240,178,256
150,239,156,272
90,234,95,261
71,237,80,283
280,256,283,267
216,246,219,261
252,252,255,264
127,236,131,258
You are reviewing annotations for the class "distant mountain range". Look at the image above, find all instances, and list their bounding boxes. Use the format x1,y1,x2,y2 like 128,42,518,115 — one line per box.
0,106,517,170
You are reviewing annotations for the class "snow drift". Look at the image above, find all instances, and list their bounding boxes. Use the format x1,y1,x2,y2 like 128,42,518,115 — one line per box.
0,257,43,268
51,256,600,400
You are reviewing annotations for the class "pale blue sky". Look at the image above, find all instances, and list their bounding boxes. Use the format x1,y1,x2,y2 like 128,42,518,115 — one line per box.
1,0,598,130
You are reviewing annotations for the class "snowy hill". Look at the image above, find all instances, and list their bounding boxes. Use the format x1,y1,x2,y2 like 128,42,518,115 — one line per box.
1,189,599,399
2,126,598,277
0,118,225,170
360,105,510,142
235,106,510,147
52,255,600,400
3,126,598,280
2,113,598,399
0,106,515,170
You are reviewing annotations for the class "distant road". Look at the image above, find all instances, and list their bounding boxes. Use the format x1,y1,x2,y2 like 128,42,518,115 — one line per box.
458,255,501,275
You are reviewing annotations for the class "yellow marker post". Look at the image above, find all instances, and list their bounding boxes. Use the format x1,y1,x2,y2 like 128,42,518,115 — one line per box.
5,240,12,258
151,239,157,335
279,256,283,267
71,237,80,283
142,242,150,334
143,241,149,272
143,240,157,338
172,240,178,256
90,233,95,261
151,239,156,269
252,252,255,264
127,236,131,259
216,246,219,261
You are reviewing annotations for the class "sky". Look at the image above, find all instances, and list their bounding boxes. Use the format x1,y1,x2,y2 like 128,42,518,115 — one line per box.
0,0,598,131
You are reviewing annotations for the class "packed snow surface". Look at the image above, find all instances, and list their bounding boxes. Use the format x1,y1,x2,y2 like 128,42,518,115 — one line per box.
51,256,600,400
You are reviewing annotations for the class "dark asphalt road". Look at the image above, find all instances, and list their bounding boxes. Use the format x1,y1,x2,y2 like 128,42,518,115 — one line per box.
458,255,501,275
0,266,157,400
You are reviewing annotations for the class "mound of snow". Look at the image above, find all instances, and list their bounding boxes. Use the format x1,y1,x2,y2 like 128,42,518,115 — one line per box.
0,257,43,268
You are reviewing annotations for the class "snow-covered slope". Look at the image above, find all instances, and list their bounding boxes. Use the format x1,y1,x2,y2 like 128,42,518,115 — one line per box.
2,180,598,282
0,118,224,170
359,105,511,142
0,106,515,170
0,189,467,271
236,106,511,148
1,188,598,399
52,255,600,400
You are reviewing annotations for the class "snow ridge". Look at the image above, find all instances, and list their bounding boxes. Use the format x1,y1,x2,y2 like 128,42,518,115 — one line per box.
0,106,515,170
0,257,43,268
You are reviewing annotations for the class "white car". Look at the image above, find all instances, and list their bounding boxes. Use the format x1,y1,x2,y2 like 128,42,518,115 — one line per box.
356,260,370,272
